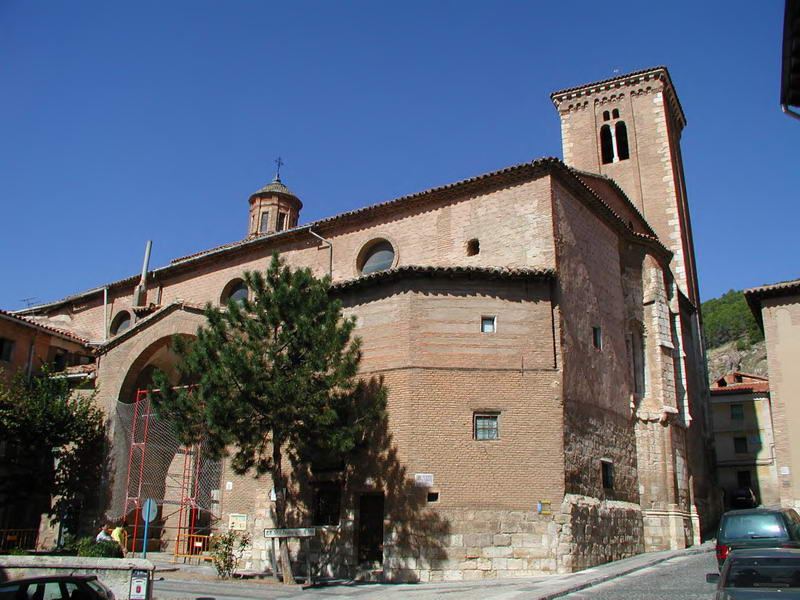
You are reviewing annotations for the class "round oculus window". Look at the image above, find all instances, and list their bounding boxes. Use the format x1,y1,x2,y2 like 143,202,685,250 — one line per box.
360,240,395,275
228,281,248,303
221,279,248,305
111,311,132,335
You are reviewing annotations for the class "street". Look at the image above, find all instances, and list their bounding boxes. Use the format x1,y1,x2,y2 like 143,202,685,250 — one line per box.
561,551,718,599
152,548,718,600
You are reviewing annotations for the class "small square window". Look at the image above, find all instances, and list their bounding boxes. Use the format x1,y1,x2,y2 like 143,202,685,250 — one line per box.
474,413,499,440
481,316,496,333
601,460,614,490
0,338,14,362
734,437,748,454
730,404,744,420
466,239,480,256
592,327,602,349
312,482,342,526
426,492,439,503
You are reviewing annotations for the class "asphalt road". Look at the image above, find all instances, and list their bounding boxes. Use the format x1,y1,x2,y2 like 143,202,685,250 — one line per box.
560,550,719,599
151,545,716,600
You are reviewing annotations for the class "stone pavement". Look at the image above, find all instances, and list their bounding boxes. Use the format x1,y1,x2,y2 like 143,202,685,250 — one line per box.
148,542,714,599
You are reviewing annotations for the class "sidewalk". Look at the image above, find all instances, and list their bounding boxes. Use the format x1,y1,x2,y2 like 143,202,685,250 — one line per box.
148,542,714,599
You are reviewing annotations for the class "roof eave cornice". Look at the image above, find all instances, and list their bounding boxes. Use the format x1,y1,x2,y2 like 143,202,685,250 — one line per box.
550,66,686,130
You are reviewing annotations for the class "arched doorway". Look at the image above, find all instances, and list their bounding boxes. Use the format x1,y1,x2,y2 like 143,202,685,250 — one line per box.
111,335,221,555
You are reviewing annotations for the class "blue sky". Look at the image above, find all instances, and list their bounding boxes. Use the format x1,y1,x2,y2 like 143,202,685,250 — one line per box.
0,1,795,310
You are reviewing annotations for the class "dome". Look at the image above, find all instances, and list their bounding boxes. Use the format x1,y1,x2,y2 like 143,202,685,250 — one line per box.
251,175,299,200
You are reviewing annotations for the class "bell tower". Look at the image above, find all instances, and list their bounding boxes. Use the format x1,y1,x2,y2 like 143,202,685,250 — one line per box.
551,67,699,304
247,173,302,237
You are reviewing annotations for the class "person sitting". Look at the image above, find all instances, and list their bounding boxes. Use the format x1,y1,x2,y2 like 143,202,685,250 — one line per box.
111,521,128,556
95,524,114,544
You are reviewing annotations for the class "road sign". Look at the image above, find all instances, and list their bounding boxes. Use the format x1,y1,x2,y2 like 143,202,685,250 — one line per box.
141,498,158,560
263,527,315,538
142,498,158,523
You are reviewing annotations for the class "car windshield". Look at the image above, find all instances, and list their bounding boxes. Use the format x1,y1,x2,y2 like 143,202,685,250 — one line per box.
722,514,786,540
86,580,108,598
727,557,800,588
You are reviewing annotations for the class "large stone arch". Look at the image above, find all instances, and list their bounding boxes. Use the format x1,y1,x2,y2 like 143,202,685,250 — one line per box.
97,306,220,552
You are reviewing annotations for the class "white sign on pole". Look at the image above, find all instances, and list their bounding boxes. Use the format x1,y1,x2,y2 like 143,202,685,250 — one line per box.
263,527,316,538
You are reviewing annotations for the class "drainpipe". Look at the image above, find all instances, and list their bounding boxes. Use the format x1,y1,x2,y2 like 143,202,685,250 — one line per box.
103,286,109,342
308,229,333,278
25,330,38,379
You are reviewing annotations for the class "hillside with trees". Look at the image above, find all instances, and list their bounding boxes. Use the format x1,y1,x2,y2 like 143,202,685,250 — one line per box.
701,289,766,382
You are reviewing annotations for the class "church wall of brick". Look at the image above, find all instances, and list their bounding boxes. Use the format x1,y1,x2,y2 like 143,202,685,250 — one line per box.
551,180,637,480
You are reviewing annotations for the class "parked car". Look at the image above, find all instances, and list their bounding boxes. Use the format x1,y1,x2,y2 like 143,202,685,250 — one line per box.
707,548,800,598
716,507,800,568
729,487,758,509
0,575,114,600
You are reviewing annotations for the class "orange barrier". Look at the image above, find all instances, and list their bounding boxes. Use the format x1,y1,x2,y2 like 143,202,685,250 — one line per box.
173,533,214,562
0,529,38,551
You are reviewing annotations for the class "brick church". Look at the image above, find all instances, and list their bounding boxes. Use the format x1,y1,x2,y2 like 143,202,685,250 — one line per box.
15,66,716,580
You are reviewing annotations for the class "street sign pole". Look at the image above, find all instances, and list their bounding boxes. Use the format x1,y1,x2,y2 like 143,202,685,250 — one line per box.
141,498,158,559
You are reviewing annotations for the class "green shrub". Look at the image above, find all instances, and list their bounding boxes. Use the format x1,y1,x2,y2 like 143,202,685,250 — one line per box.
76,537,122,558
210,530,251,579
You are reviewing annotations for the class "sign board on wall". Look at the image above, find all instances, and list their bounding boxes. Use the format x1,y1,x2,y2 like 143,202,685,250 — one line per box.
228,513,248,531
414,473,434,487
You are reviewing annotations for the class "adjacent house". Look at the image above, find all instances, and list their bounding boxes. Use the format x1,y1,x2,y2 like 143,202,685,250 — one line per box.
709,371,777,508
745,279,800,510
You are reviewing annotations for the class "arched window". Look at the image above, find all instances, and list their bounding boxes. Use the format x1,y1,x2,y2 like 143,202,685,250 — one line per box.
359,239,395,275
612,108,620,119
602,110,610,121
111,311,132,336
221,279,248,305
615,121,630,160
600,124,614,164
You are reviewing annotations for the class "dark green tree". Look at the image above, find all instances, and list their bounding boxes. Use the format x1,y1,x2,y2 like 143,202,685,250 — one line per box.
152,254,385,583
0,369,106,532
701,289,764,349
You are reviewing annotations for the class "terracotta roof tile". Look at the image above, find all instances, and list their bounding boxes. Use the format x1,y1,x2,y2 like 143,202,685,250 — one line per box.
332,265,555,292
0,309,92,345
710,382,770,395
16,157,671,314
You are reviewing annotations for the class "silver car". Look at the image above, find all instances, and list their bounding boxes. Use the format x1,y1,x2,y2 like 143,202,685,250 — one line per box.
707,548,800,599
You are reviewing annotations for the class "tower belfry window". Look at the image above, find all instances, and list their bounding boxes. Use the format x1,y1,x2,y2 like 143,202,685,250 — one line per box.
615,122,630,160
599,109,629,164
600,125,614,164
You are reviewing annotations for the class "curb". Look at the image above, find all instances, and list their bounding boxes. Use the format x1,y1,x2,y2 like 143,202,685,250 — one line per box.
535,544,714,600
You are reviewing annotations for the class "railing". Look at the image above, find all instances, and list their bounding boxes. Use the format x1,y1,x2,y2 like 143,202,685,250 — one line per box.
173,533,214,562
0,529,38,551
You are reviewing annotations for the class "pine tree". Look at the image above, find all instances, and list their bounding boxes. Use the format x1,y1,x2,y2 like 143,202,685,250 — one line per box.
152,253,384,583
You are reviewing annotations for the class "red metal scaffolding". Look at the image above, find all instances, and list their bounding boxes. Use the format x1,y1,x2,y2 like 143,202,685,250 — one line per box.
123,387,206,557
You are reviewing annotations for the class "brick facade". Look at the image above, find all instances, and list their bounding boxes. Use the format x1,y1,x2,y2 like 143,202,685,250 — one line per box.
12,67,715,579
